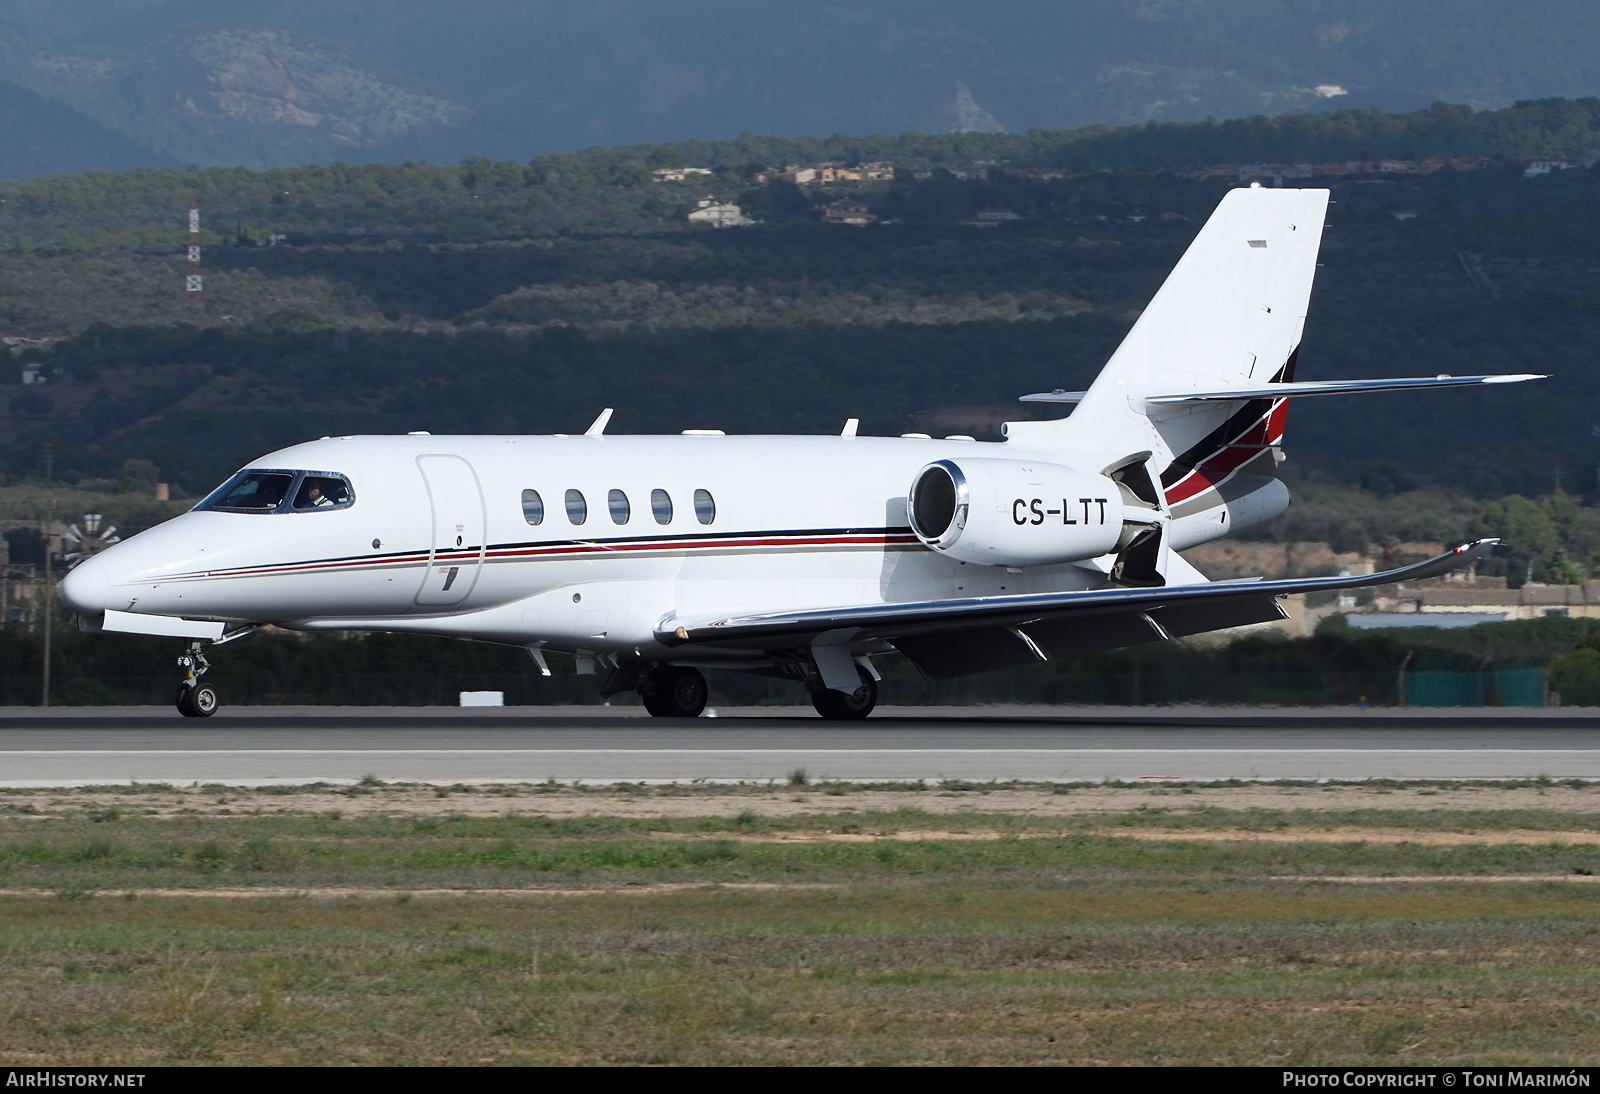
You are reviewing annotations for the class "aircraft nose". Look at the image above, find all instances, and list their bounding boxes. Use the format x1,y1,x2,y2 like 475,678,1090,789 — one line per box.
59,554,112,614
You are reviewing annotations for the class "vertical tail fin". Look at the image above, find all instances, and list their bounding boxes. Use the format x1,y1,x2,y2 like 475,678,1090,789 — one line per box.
1012,185,1329,549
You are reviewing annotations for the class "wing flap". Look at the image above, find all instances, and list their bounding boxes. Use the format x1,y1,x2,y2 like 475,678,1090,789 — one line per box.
1146,594,1287,637
894,627,1045,679
1022,611,1167,661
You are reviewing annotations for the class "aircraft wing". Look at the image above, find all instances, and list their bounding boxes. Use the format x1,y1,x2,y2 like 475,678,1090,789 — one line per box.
656,540,1498,677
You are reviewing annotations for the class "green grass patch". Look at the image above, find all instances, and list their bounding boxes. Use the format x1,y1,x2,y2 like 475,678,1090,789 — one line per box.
1,804,1598,1064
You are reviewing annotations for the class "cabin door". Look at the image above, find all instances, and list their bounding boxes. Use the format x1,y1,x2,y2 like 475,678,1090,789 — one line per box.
415,454,486,607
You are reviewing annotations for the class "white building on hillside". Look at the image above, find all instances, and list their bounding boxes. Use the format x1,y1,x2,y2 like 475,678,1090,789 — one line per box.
687,201,756,228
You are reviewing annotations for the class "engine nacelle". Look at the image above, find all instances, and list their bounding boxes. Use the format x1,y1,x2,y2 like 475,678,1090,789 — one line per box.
907,458,1126,567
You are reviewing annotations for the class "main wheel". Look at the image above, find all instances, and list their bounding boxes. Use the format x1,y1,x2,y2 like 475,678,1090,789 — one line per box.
190,683,220,718
175,684,197,717
646,666,707,718
811,668,877,720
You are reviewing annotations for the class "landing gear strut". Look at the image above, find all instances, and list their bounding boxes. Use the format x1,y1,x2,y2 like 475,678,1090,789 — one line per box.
811,666,877,720
639,665,707,718
175,640,220,718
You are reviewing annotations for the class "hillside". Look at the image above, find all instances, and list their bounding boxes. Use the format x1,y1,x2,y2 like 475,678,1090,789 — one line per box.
1,1,1600,170
0,100,1597,564
0,79,171,178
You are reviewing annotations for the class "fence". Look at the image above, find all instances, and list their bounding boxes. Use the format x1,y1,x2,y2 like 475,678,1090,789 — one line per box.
877,668,1552,708
1401,669,1547,708
2,672,622,708
0,667,1553,708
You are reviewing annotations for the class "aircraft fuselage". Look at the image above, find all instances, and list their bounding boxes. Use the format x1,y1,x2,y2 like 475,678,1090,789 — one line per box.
64,433,1119,660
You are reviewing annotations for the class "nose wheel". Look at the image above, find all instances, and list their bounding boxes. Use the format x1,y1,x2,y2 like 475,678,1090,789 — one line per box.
176,682,220,718
175,640,220,718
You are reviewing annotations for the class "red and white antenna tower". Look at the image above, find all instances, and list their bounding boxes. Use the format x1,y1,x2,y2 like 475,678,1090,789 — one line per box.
185,192,202,304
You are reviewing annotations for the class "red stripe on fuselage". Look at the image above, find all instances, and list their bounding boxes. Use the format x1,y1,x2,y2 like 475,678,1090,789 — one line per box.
159,531,921,583
483,533,916,561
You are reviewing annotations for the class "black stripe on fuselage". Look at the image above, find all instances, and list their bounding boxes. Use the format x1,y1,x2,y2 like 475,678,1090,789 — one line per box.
1158,348,1297,489
186,525,920,580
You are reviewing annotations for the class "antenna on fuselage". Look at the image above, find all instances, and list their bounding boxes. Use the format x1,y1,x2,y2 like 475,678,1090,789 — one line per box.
585,408,614,436
841,418,859,437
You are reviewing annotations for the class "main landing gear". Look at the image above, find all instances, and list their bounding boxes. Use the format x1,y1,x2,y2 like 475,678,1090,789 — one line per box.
639,665,708,718
810,666,877,721
631,658,878,720
175,640,220,718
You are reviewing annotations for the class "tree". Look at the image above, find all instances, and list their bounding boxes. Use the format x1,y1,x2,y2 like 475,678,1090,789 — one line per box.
1547,640,1600,705
647,147,683,170
116,458,160,495
1544,487,1582,542
1479,494,1561,585
736,180,810,220
9,390,51,417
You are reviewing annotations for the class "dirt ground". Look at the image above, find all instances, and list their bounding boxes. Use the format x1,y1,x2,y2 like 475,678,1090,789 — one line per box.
7,779,1598,822
1110,826,1600,845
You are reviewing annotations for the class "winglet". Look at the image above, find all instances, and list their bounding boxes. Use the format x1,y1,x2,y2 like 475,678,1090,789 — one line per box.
585,408,614,436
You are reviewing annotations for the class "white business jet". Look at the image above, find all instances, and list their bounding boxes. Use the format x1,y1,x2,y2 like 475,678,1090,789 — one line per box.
61,185,1538,719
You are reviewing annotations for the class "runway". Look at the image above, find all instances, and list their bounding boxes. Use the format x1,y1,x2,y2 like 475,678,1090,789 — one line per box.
1,705,1598,785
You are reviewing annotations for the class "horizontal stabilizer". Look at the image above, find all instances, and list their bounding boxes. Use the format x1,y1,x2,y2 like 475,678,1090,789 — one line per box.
1018,389,1087,404
1141,373,1545,405
1019,374,1544,405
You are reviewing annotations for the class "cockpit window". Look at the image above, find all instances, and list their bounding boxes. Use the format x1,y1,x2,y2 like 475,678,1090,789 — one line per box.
196,469,354,514
292,474,354,510
199,471,295,512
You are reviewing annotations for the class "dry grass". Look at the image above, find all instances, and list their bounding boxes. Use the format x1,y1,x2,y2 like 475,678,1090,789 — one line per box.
1,781,1599,1065
5,777,1599,822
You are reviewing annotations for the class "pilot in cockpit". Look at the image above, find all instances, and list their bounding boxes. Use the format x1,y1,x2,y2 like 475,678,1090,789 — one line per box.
293,475,347,510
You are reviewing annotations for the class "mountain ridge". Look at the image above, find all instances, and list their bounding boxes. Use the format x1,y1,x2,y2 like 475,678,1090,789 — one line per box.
0,2,1596,173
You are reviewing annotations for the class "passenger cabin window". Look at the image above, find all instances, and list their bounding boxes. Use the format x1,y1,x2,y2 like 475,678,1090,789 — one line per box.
608,489,630,525
693,488,716,525
521,489,544,525
292,474,353,510
651,488,673,524
565,489,587,525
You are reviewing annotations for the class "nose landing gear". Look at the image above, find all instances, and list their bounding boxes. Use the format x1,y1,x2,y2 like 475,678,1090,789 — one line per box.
175,640,220,718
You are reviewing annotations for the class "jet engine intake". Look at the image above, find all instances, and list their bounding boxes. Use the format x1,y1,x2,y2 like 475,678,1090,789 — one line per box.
907,458,1125,567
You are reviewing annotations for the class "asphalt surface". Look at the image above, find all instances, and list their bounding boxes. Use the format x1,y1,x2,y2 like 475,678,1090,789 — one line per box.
1,705,1597,785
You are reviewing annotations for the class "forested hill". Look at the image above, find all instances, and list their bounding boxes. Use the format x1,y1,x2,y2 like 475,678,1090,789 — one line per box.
0,99,1597,523
613,97,1600,176
3,99,1600,250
